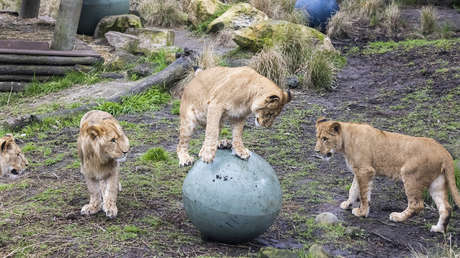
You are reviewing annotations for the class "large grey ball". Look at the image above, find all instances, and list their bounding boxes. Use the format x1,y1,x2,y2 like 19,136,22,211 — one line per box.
182,149,282,243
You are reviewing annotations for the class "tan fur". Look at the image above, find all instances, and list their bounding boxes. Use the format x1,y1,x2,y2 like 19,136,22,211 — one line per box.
314,117,460,233
0,134,28,178
77,110,130,218
177,66,291,166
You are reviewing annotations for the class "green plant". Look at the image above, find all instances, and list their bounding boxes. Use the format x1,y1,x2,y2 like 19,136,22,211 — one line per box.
139,0,187,27
383,1,401,36
171,100,181,115
140,147,169,163
249,47,288,88
96,87,170,116
306,51,337,90
420,6,437,35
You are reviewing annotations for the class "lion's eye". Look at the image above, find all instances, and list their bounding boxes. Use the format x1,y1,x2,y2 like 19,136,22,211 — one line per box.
111,138,117,143
322,137,328,142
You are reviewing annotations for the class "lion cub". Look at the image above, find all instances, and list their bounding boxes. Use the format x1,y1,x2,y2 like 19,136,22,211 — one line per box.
177,66,291,166
314,117,460,233
0,134,28,178
77,110,130,218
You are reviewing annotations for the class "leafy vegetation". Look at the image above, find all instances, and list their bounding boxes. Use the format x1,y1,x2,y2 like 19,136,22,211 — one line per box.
141,147,169,163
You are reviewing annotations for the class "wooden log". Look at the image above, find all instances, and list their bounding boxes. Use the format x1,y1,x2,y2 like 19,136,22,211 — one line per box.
0,54,102,65
0,82,26,92
4,50,198,130
0,48,101,57
51,0,83,50
0,65,78,75
0,75,53,82
20,0,41,19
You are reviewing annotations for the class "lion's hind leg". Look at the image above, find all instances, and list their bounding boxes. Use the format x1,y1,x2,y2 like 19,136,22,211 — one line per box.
429,175,451,233
389,171,425,222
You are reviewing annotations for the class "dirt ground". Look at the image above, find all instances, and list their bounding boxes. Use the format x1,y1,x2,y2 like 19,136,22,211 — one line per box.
0,8,460,258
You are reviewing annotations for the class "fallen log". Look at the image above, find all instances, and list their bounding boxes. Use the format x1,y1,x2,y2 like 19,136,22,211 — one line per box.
0,75,52,82
0,54,102,65
0,65,77,75
0,82,26,92
3,50,197,130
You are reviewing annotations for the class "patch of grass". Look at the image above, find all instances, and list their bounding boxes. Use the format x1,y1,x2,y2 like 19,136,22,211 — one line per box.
420,5,438,35
363,38,460,54
249,47,288,88
250,0,307,24
138,0,187,27
140,147,169,163
96,87,170,116
44,153,65,166
0,181,30,192
171,99,180,115
25,71,102,97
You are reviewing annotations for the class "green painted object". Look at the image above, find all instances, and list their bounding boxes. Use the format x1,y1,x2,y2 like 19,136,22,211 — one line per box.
77,0,130,36
182,149,282,243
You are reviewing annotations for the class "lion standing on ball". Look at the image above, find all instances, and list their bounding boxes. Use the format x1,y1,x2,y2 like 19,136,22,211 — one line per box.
314,117,460,233
78,110,129,218
177,66,291,166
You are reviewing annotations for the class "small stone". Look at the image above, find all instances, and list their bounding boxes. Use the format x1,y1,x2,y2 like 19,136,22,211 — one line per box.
127,63,155,78
315,212,338,225
100,72,125,80
309,244,329,258
286,76,300,89
258,247,299,258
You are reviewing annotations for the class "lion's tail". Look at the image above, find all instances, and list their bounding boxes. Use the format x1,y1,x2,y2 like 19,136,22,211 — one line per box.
443,160,460,208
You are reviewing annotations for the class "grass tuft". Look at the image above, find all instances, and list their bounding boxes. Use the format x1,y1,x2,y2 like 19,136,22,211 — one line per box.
141,147,169,163
249,47,288,88
25,72,101,97
139,0,187,27
420,6,438,35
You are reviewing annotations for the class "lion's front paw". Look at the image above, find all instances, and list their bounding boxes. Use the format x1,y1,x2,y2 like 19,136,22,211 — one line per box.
340,200,352,210
232,146,250,160
199,145,216,163
178,153,195,167
352,207,369,217
389,212,405,222
103,201,118,219
430,225,445,233
218,139,232,149
81,203,101,216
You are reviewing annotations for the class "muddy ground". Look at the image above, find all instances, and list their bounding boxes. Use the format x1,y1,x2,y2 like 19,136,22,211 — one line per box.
1,10,460,258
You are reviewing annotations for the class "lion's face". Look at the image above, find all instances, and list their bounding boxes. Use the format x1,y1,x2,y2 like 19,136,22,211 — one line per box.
314,118,342,161
82,120,130,163
0,134,28,178
254,91,292,128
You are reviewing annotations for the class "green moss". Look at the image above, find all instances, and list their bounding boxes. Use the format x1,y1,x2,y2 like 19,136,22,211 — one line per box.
194,4,231,33
363,38,460,55
141,147,169,163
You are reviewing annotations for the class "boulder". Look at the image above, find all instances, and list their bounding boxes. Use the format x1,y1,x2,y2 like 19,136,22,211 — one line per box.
108,49,140,69
315,212,338,225
188,0,227,27
207,3,268,33
233,19,335,52
94,14,142,38
258,247,298,258
105,30,178,62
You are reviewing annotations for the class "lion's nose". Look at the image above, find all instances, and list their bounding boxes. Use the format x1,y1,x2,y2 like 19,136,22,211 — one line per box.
11,169,18,175
122,151,128,155
315,149,320,153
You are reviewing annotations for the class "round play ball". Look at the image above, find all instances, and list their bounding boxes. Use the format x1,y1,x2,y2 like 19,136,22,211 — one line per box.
295,0,339,28
182,149,282,243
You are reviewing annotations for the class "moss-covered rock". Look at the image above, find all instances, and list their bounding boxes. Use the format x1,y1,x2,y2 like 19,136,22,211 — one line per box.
188,0,226,27
233,19,335,52
206,3,268,33
94,14,142,38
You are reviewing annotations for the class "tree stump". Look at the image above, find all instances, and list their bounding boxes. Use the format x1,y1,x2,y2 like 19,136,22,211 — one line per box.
51,0,84,50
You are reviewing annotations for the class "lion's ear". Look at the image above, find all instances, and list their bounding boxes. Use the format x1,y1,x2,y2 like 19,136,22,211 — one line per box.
0,139,11,152
316,117,328,125
86,125,103,139
282,90,292,104
329,122,341,134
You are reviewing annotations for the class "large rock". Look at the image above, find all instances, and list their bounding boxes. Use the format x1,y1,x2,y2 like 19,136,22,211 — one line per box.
188,0,227,27
207,3,268,33
105,30,178,62
94,14,142,38
233,19,335,52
